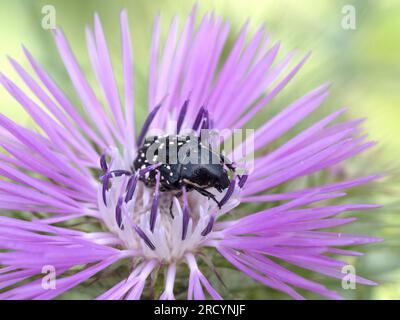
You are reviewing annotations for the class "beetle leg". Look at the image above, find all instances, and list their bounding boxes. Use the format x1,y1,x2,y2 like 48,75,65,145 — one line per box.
191,186,221,209
168,201,174,218
181,179,221,207
169,191,183,219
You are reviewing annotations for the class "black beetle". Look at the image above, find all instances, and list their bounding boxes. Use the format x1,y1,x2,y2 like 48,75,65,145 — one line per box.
100,100,245,223
133,134,233,208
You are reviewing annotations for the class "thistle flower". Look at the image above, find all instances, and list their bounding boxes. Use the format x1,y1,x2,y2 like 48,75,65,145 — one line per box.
0,8,381,300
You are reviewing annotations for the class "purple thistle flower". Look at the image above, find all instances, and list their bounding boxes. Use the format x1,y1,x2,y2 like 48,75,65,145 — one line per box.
0,7,382,300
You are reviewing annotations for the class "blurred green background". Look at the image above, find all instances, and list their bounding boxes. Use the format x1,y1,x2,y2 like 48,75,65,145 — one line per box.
0,0,399,299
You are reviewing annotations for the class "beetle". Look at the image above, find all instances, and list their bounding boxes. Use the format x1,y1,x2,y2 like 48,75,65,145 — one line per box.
133,134,233,209
100,99,246,221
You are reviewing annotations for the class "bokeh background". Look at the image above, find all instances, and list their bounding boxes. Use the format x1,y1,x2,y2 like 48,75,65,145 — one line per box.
0,0,399,299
